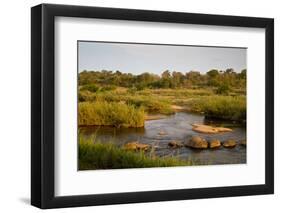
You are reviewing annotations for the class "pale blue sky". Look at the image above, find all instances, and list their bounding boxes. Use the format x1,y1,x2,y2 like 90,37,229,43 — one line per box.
78,41,246,74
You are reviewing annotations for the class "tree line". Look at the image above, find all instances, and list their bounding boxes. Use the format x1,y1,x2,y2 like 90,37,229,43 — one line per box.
79,68,246,93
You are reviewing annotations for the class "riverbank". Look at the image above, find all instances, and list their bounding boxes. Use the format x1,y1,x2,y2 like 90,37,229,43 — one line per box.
79,112,246,166
79,88,246,127
79,136,194,170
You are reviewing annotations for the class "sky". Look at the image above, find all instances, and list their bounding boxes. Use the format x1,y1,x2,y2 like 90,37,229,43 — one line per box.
78,41,246,74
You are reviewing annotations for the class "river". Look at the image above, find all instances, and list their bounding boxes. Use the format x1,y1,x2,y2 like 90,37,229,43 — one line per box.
79,112,246,165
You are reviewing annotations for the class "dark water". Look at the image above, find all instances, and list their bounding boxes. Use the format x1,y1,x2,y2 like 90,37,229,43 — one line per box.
79,112,246,165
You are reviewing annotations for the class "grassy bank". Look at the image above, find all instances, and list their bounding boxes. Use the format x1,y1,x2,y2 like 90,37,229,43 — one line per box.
188,96,246,122
79,87,246,125
79,89,173,115
78,101,145,127
79,137,193,170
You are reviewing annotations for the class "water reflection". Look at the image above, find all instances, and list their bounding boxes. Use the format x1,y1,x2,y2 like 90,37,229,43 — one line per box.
79,112,246,165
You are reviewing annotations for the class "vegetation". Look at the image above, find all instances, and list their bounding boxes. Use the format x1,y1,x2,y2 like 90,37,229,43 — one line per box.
79,137,193,170
78,69,246,125
188,96,246,122
79,101,145,127
79,69,246,90
78,69,246,169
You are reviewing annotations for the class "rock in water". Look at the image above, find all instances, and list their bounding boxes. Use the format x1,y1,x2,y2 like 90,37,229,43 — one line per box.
215,127,233,132
123,142,150,151
185,136,208,149
223,140,237,148
209,139,221,148
168,140,183,148
192,124,232,134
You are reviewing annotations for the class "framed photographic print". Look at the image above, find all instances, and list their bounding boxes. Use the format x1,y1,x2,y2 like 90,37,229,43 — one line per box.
31,3,274,209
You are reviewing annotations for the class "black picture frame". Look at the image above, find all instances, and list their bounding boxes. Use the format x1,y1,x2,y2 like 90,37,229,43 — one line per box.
31,3,274,209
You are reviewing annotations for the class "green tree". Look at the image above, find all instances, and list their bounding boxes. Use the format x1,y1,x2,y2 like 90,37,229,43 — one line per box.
207,69,219,78
162,70,171,79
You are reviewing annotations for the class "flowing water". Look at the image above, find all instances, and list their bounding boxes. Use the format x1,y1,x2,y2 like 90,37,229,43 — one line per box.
79,112,246,165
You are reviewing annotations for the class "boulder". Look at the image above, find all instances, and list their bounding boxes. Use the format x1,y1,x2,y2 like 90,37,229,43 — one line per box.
215,127,233,132
171,105,186,111
192,124,232,134
123,142,150,151
185,136,208,149
209,139,221,149
223,140,237,148
168,140,183,148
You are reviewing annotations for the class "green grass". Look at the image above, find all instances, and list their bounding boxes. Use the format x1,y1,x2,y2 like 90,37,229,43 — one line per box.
79,89,174,115
79,101,145,127
79,88,246,125
188,95,246,122
79,137,193,170
125,96,173,114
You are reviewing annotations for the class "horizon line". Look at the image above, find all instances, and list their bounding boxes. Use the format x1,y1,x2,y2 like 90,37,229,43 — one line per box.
79,68,247,74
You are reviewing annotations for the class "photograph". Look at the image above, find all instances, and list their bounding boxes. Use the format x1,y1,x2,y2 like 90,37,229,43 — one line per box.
78,41,247,170
29,2,274,209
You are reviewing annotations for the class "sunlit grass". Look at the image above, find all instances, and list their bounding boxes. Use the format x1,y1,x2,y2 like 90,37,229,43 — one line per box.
79,88,246,124
78,137,193,170
78,101,145,127
188,95,246,122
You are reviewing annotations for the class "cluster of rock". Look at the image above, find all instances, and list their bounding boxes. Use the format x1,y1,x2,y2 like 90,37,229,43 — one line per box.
179,136,245,149
123,142,150,151
123,137,246,152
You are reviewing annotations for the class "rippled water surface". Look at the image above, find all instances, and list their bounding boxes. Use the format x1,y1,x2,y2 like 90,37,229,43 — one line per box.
80,112,246,165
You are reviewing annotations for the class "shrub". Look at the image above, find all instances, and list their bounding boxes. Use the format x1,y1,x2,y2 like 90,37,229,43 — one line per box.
188,96,246,122
216,84,230,95
125,96,173,115
81,84,100,93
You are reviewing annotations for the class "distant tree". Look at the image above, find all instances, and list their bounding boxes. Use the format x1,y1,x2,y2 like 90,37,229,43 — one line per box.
206,69,220,86
116,70,122,75
78,69,246,92
239,69,247,79
207,69,219,78
172,71,184,88
162,70,171,79
185,71,201,86
225,68,235,74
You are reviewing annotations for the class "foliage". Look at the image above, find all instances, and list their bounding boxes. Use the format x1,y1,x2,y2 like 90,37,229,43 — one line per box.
216,83,231,95
78,101,145,127
125,96,173,114
79,69,246,90
188,96,246,122
78,70,247,125
78,137,193,170
80,83,100,93
79,90,174,115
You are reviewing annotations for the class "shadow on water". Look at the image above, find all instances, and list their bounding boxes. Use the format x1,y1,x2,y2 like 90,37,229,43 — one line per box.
79,112,246,165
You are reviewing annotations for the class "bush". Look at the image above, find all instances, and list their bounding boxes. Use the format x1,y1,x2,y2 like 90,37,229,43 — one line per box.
78,101,145,127
81,84,100,93
216,84,230,95
188,96,246,122
125,96,173,115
